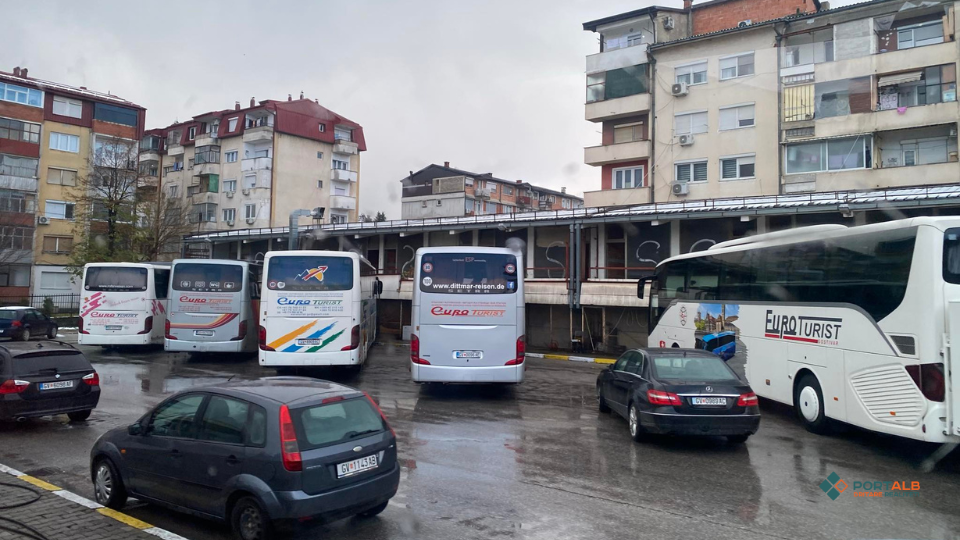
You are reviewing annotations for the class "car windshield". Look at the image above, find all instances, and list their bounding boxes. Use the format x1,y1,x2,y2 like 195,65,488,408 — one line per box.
293,397,384,450
650,355,740,382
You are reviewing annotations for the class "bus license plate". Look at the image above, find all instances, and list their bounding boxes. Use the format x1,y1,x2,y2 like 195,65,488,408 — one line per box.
337,455,378,478
455,351,482,359
105,325,123,331
40,381,73,391
194,330,215,337
297,339,322,346
692,397,726,406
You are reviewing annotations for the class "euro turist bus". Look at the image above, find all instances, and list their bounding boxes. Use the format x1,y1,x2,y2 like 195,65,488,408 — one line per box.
638,217,960,443
259,251,380,371
164,259,262,353
79,262,170,346
411,247,525,384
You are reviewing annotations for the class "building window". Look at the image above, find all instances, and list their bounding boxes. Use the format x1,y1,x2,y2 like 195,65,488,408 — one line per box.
0,83,42,107
167,131,182,146
334,127,352,141
317,151,324,159
332,157,349,170
42,236,73,254
814,77,872,118
45,200,75,220
720,53,754,80
782,29,834,67
319,123,326,133
169,185,178,198
719,104,755,130
675,61,707,86
676,161,708,183
208,121,219,135
194,145,220,164
39,270,72,289
0,155,38,178
0,118,40,144
878,65,957,110
53,96,83,118
47,168,77,186
604,32,646,50
188,126,197,140
317,180,323,189
333,183,349,196
244,204,257,220
782,76,815,121
613,122,645,143
504,186,513,196
674,111,708,135
243,175,256,189
190,203,217,223
224,151,238,163
900,138,949,166
0,190,33,214
0,226,32,250
586,64,649,103
228,117,238,131
785,136,872,174
49,132,80,153
562,198,572,209
331,214,347,224
223,179,236,192
897,21,944,50
720,155,756,180
94,103,138,127
222,208,236,222
613,166,645,189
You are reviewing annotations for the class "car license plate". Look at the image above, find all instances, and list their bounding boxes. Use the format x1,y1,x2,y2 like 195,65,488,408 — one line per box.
40,381,73,391
692,397,726,406
455,351,482,359
105,325,123,331
194,330,215,337
297,339,321,346
337,455,378,478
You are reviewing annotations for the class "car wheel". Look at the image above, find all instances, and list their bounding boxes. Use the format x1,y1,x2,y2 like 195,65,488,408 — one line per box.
93,459,127,509
68,410,92,422
794,373,831,434
18,328,29,342
727,434,750,445
356,501,389,518
628,403,646,442
48,325,58,339
597,384,610,413
232,496,273,540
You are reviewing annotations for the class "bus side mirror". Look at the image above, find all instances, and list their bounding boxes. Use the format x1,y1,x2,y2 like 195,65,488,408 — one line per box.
376,279,383,296
637,276,655,299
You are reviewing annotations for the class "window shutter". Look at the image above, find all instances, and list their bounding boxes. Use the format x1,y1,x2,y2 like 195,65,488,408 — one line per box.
721,159,738,179
693,162,708,182
719,108,736,130
676,164,691,183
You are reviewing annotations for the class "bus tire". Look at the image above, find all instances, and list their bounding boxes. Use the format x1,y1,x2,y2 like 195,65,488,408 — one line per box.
794,374,831,435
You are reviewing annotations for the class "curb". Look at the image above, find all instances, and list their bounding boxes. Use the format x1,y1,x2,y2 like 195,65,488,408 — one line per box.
0,462,188,540
526,352,616,365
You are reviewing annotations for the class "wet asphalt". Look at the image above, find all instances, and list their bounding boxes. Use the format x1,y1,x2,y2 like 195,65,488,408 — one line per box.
2,336,960,540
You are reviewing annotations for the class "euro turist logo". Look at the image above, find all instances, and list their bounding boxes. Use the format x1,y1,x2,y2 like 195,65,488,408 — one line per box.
819,472,919,500
297,266,327,282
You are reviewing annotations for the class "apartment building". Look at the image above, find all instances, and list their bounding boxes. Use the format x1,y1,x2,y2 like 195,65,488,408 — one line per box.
399,163,583,219
140,96,365,248
0,67,145,301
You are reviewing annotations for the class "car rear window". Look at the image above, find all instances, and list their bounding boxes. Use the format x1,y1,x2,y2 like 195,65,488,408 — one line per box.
650,355,740,382
293,397,384,449
12,351,91,377
0,311,19,320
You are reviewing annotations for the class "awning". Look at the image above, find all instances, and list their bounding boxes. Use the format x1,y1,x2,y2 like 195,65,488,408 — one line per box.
878,71,923,87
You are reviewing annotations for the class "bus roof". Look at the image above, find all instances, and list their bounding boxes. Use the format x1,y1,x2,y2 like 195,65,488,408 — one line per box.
171,258,256,267
416,246,522,255
264,250,359,260
83,262,170,269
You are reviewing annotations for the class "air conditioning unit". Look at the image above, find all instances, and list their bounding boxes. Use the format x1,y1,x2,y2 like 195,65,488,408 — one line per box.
678,134,695,146
226,219,235,226
738,19,752,28
672,182,689,196
37,216,50,225
663,16,675,30
671,82,689,97
225,191,234,198
246,217,256,225
421,201,427,208
242,188,251,195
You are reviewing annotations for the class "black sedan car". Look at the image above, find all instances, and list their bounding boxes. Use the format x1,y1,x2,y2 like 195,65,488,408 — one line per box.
597,348,760,444
90,377,400,540
0,306,59,341
0,340,100,422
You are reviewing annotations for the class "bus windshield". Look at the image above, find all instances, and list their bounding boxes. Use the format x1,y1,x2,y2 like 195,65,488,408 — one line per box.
419,252,518,294
173,263,244,293
84,267,148,292
266,256,354,291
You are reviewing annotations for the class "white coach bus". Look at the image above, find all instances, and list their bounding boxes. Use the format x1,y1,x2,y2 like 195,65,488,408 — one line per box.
165,259,261,353
79,262,170,346
259,251,379,371
411,246,525,384
638,217,960,443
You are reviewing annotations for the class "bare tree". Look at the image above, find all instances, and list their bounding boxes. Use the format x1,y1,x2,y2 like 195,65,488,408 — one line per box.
135,187,194,261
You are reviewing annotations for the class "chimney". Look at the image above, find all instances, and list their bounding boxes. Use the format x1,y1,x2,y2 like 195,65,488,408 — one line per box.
80,86,87,90
287,94,292,101
561,187,567,194
515,180,522,184
20,68,28,78
235,101,240,110
683,0,692,9
12,67,20,77
250,97,255,107
444,161,450,168
299,91,304,99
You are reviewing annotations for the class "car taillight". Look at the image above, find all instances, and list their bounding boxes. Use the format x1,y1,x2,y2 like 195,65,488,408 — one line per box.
138,316,153,335
259,325,274,351
647,389,682,406
232,320,247,342
905,363,945,402
82,372,100,387
79,317,88,334
321,396,344,404
279,404,302,472
737,392,758,407
410,334,429,365
0,380,29,394
164,319,176,340
364,392,396,437
506,335,526,365
341,325,360,351
10,320,21,328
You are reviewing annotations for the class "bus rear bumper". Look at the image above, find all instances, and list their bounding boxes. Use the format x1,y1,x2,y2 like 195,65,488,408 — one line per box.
412,364,523,384
78,333,152,346
260,350,360,367
165,339,247,353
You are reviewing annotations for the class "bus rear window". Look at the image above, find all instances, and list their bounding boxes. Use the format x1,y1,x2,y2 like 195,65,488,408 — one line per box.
266,256,353,291
419,253,518,294
84,267,147,291
944,229,960,284
173,263,244,292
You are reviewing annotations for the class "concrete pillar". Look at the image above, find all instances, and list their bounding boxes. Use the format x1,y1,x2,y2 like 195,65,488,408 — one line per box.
588,226,599,280
472,229,479,246
423,232,430,247
526,226,535,279
854,212,867,226
597,225,607,280
670,220,680,256
756,216,768,235
378,234,385,272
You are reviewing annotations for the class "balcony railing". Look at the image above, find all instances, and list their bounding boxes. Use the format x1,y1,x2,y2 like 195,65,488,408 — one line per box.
242,157,272,171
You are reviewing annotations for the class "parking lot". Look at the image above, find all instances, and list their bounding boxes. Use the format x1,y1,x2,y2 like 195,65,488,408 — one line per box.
2,335,960,540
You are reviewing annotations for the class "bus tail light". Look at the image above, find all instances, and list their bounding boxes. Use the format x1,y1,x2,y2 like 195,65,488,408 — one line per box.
279,405,302,472
647,389,682,406
364,392,397,437
232,320,247,341
259,326,274,351
79,317,88,334
737,392,758,407
410,334,429,365
164,319,176,340
506,335,525,365
138,316,153,335
341,325,360,351
905,363,945,402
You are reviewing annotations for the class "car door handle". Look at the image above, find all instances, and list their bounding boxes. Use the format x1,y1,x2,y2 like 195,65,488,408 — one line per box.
170,449,182,459
226,455,241,465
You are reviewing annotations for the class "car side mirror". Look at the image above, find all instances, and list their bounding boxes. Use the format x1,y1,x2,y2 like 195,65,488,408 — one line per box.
128,422,143,436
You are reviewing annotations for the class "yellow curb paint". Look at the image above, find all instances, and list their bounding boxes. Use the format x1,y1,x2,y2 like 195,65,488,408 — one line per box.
595,358,617,365
543,354,568,360
97,508,153,530
18,475,61,491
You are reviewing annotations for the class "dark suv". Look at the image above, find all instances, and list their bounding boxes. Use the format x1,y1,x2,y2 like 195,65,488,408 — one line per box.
0,341,100,422
90,377,400,540
0,306,58,341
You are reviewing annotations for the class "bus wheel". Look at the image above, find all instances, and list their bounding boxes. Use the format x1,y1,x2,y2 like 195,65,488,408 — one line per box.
794,374,831,434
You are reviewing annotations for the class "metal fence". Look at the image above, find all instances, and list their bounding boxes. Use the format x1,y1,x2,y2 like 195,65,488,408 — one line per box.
0,294,80,315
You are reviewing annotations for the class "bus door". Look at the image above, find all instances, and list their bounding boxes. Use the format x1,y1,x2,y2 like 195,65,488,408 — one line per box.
169,263,245,342
947,301,960,437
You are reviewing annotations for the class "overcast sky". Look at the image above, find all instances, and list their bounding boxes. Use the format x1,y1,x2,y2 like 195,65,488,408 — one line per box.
8,0,859,218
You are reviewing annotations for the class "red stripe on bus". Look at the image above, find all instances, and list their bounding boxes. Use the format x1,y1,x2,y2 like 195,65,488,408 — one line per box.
782,335,818,343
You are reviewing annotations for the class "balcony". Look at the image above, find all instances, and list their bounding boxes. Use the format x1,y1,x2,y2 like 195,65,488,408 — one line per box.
584,140,651,166
785,161,960,193
330,195,356,210
583,187,651,208
816,41,955,82
331,169,358,182
194,161,220,176
241,157,272,172
166,142,184,156
139,150,160,163
333,140,359,155
815,101,960,139
194,132,218,147
189,191,218,205
243,124,274,143
517,195,533,206
586,44,648,76
0,175,38,192
585,93,651,122
137,176,159,189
